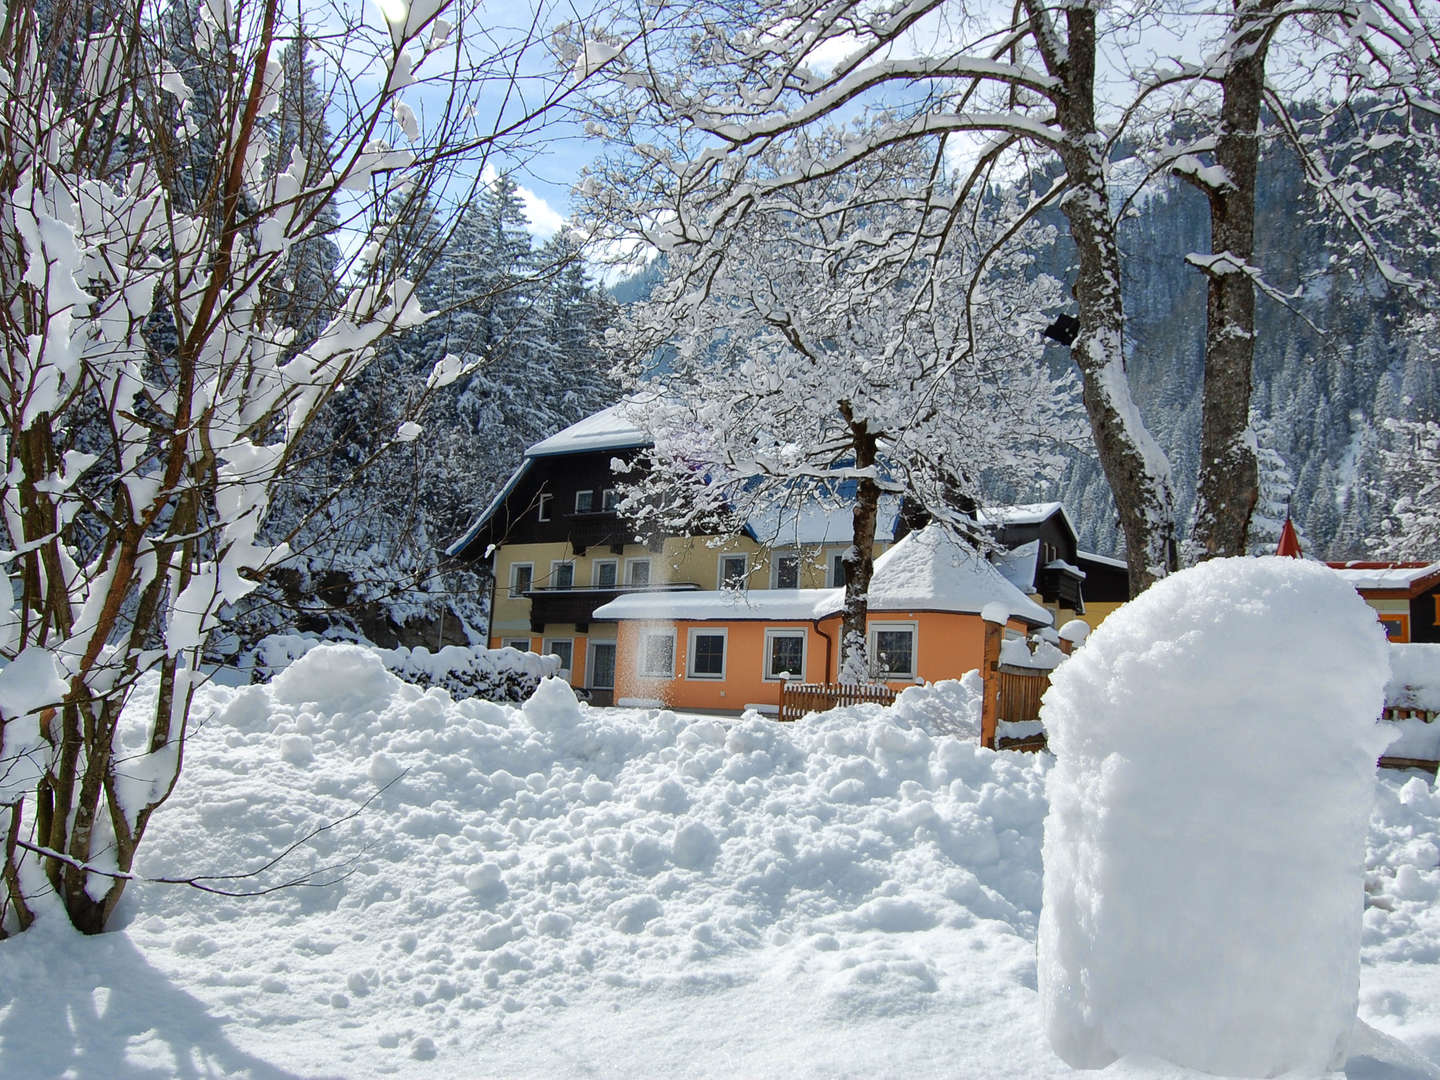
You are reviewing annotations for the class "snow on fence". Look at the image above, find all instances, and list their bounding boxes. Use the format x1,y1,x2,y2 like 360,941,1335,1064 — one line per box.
778,682,897,722
979,622,1069,751
1377,644,1440,774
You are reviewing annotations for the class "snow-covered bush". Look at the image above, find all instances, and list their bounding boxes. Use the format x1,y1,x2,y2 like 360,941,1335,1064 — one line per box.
251,636,561,703
1038,557,1393,1074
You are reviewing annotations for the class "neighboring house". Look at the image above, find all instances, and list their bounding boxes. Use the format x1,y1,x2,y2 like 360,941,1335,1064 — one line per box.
979,502,1130,628
590,524,1053,712
446,401,903,703
1327,562,1440,643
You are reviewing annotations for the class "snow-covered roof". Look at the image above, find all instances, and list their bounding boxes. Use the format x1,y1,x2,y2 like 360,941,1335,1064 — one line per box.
867,525,1052,626
1045,559,1086,579
594,587,837,623
744,495,901,547
525,400,652,458
1328,562,1440,592
595,526,1051,627
976,502,1079,543
1076,549,1128,570
994,540,1039,593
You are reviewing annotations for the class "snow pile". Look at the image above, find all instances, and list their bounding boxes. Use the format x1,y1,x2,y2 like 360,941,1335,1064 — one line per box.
82,644,1048,1074
5,638,1440,1077
1038,557,1394,1075
1387,644,1440,713
250,634,560,701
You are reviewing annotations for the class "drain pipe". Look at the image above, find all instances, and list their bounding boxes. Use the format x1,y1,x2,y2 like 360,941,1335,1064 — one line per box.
810,616,837,684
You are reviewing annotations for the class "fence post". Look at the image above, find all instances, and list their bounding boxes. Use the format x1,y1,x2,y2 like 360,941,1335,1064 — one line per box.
981,619,1003,750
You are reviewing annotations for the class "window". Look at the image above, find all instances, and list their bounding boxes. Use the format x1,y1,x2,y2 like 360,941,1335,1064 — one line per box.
830,553,847,588
774,552,800,589
537,493,553,522
626,558,652,587
602,488,618,511
764,629,806,681
869,623,917,678
637,630,675,678
686,628,727,679
509,563,533,597
501,637,531,651
588,642,616,689
592,559,618,588
550,561,574,589
719,554,748,589
1379,616,1407,642
544,637,574,673
575,490,594,513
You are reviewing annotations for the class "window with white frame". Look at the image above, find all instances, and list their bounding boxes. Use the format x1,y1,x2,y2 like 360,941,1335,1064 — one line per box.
537,493,553,521
763,629,806,681
541,639,570,673
719,553,748,589
869,623,917,678
509,563,533,597
501,637,531,651
773,552,800,589
543,637,574,673
637,629,675,678
686,628,727,679
550,560,574,589
626,558,652,587
592,559,618,588
575,489,594,513
601,488,618,511
830,552,847,587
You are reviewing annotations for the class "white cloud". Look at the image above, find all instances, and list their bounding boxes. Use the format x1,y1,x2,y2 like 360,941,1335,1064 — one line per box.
517,185,566,239
480,163,567,240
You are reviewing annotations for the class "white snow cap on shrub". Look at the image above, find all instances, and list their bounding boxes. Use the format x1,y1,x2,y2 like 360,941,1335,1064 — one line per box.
1038,556,1393,1076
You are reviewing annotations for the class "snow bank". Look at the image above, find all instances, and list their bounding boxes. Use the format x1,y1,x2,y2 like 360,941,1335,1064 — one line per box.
1038,557,1393,1075
106,644,1047,1074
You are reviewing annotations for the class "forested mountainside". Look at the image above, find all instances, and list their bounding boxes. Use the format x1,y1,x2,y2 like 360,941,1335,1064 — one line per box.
1014,140,1436,560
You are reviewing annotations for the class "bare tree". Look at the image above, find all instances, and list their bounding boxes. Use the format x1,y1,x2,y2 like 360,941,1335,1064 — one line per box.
561,0,1440,587
0,0,580,936
611,137,1077,678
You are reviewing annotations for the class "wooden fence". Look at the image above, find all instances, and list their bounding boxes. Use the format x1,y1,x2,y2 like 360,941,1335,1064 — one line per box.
778,682,897,722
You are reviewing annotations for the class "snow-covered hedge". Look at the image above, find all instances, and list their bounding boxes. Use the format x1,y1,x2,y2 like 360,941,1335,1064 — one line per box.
250,635,560,702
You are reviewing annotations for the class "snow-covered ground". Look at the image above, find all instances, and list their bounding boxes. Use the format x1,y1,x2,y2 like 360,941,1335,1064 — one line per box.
2,643,1439,1079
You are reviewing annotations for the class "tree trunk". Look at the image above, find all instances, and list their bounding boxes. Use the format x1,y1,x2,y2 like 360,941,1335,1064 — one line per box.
839,404,879,681
1189,0,1277,559
1050,5,1180,594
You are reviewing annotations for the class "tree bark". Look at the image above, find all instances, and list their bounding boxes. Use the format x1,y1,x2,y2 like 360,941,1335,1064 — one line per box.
1046,4,1180,594
839,403,879,681
1188,0,1277,559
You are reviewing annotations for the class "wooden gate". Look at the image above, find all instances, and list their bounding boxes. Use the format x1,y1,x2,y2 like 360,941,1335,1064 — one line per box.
979,621,1064,751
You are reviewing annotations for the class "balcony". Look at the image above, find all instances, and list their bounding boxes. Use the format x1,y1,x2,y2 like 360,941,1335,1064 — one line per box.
524,582,700,632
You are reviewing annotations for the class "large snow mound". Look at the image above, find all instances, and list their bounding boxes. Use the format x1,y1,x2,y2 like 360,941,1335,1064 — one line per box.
44,648,1046,1075
3,639,1440,1078
1039,557,1394,1075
